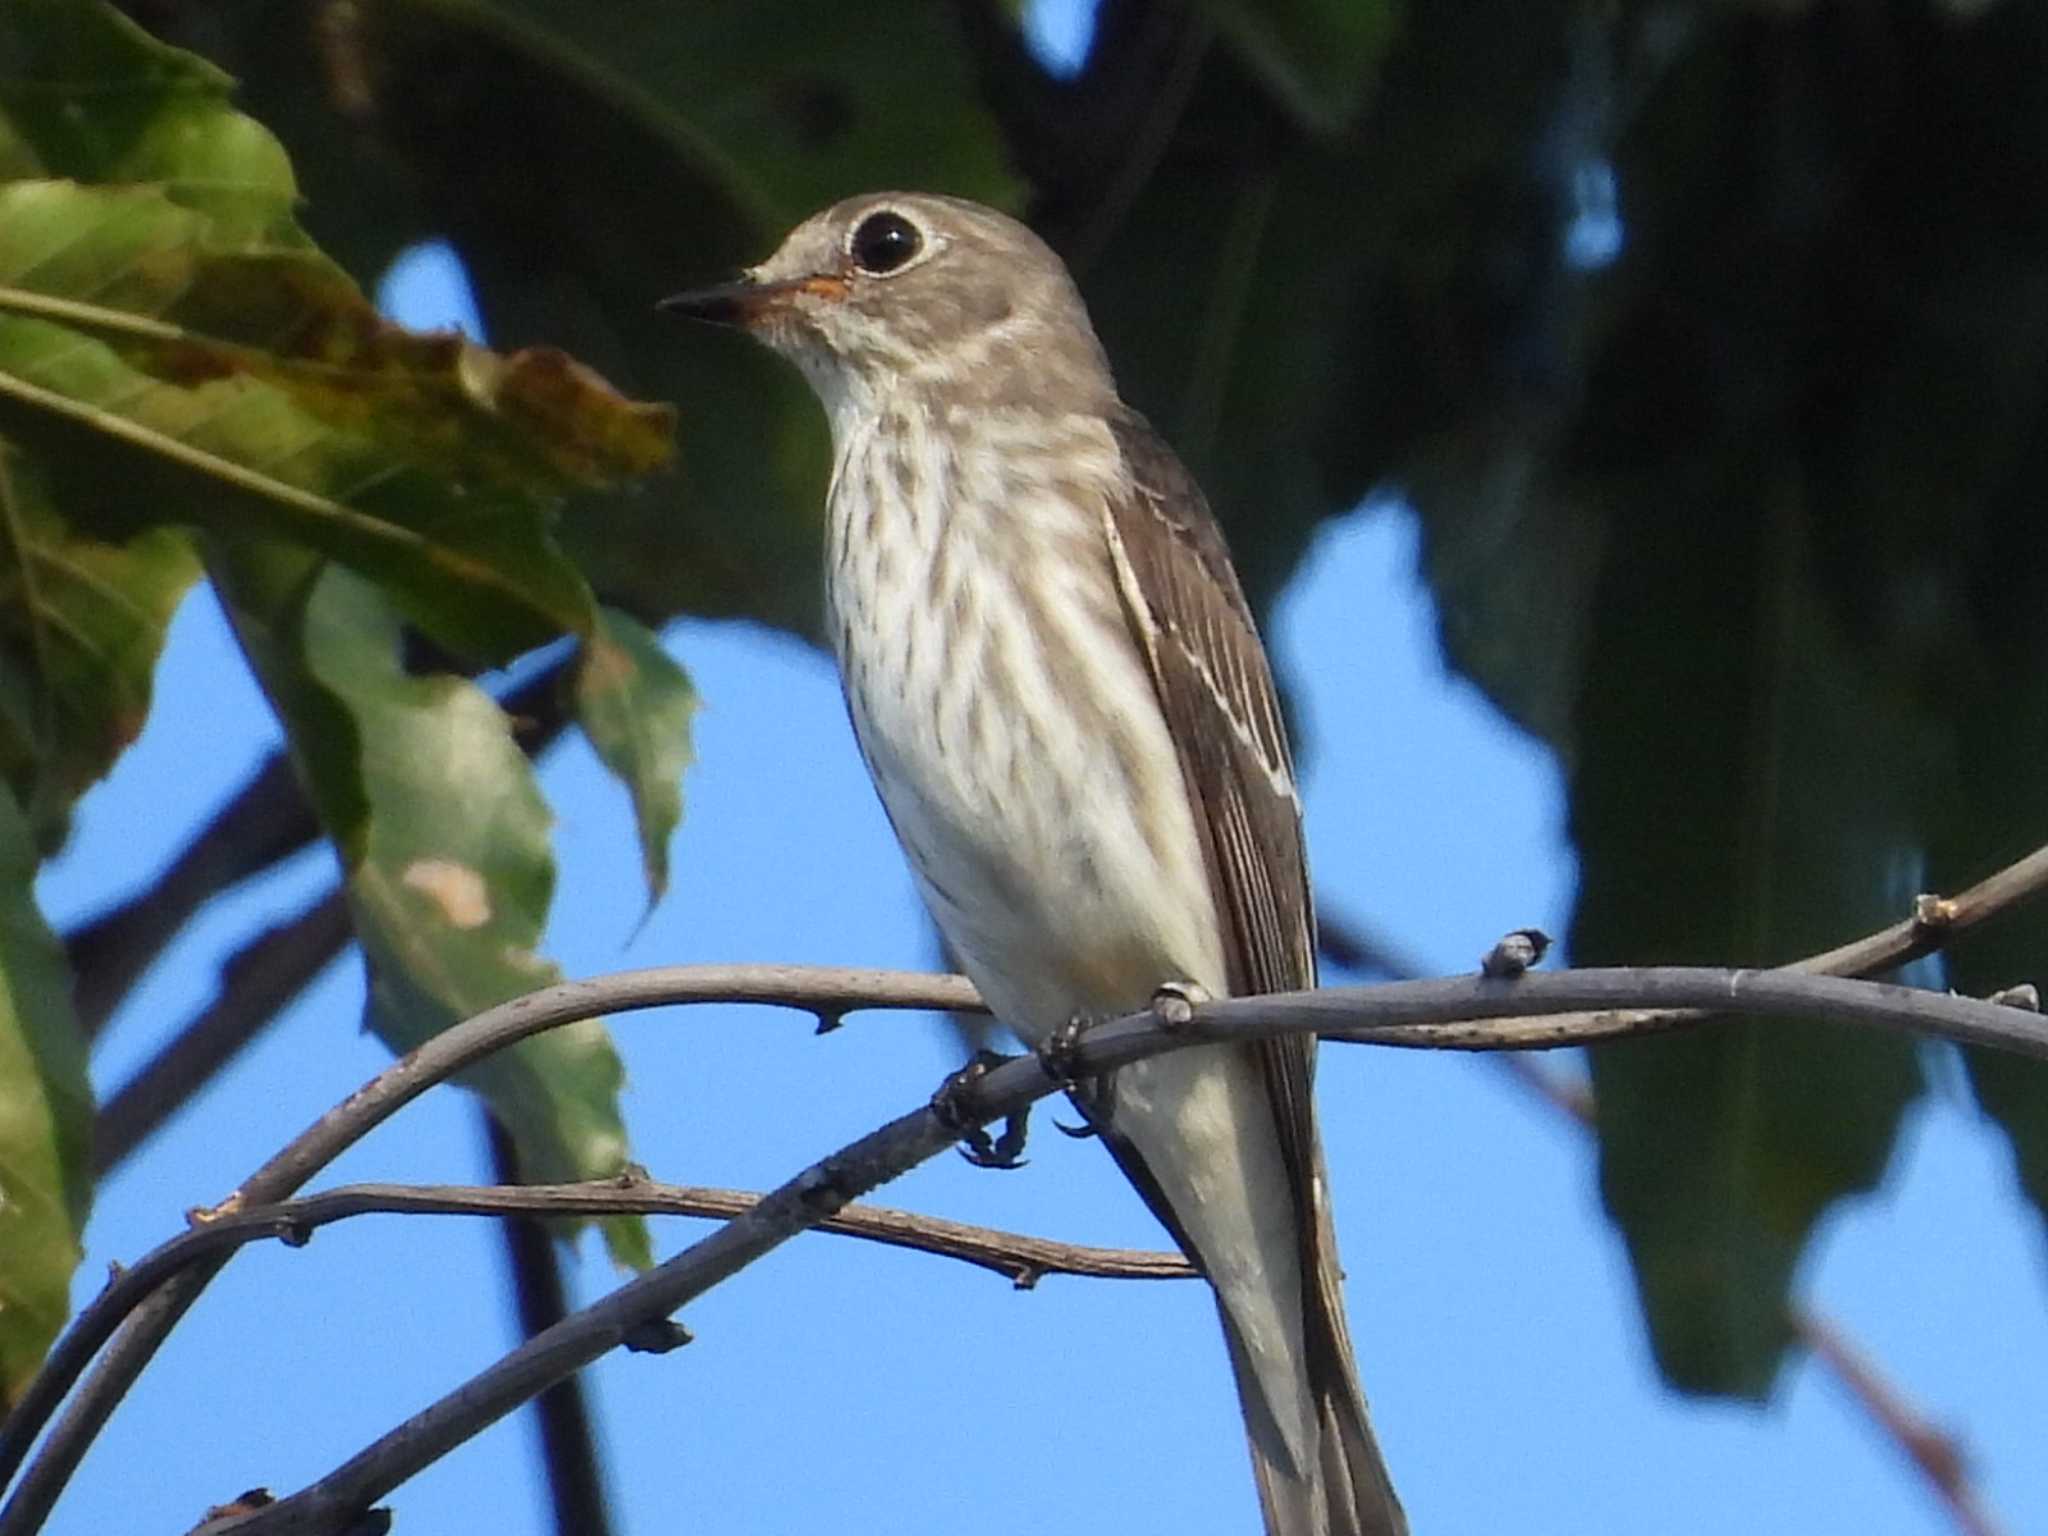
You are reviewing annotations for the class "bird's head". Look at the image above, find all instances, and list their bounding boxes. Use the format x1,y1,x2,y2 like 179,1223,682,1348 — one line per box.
662,192,1113,420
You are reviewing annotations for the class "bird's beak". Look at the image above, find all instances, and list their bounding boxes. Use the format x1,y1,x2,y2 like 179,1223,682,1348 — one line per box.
658,273,847,327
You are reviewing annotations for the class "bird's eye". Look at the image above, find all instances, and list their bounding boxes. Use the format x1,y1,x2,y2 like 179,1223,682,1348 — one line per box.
849,210,924,276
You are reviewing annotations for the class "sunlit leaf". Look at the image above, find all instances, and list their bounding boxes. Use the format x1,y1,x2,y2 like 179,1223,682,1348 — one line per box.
575,609,697,909
0,0,675,848
0,784,88,1407
182,0,1019,639
218,551,648,1268
0,450,199,846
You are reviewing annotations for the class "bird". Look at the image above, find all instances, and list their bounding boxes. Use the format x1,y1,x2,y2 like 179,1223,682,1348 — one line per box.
663,192,1406,1536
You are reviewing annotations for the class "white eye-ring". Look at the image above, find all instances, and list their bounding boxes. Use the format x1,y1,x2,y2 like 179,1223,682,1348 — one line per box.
846,207,937,277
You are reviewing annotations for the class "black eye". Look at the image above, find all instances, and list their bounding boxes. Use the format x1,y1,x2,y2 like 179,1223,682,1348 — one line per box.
849,210,923,275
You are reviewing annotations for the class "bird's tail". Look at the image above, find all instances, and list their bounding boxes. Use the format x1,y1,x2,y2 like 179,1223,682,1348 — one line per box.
1090,1046,1407,1535
1219,1274,1408,1536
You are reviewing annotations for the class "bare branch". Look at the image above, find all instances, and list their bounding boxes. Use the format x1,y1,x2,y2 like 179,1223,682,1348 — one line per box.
36,963,2030,1536
9,830,2046,1536
0,968,979,1534
81,1176,2018,1536
92,892,353,1175
36,1174,1195,1357
1791,1308,2004,1536
1793,845,2048,979
1295,967,2047,1055
221,1105,980,1531
1317,842,2048,1057
482,1118,613,1536
64,754,315,1041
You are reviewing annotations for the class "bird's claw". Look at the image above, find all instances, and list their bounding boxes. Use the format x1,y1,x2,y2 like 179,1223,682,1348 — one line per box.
958,1112,1030,1169
932,1050,1030,1170
1037,1011,1094,1082
1039,1012,1112,1137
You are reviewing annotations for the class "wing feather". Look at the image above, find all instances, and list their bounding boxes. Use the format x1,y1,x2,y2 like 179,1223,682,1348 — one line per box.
1098,407,1318,1156
1100,407,1403,1536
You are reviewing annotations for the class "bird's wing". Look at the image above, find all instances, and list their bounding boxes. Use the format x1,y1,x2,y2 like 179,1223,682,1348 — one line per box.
1102,396,1329,1212
1097,407,1403,1536
1098,404,1317,1100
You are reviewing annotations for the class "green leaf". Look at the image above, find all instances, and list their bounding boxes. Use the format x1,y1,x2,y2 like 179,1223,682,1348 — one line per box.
0,783,89,1407
0,184,668,664
454,0,1021,230
1084,142,1384,620
575,609,697,909
1197,0,1401,132
219,551,648,1269
0,449,200,846
0,0,674,669
177,0,1020,640
1569,488,1930,1398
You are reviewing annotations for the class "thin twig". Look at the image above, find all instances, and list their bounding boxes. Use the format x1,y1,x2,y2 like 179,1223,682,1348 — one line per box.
1312,842,2048,1062
12,835,2048,1535
1790,1309,2002,1536
92,892,354,1175
483,1118,613,1536
64,754,315,1042
0,969,977,1533
35,1175,1194,1352
18,962,2037,1536
9,961,2048,1533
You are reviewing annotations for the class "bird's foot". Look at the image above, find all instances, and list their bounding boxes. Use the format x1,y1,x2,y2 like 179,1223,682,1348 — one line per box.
1039,1011,1110,1137
1037,1011,1093,1082
932,1050,1030,1170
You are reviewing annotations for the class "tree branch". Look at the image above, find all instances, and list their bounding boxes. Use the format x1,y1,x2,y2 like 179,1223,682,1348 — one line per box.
30,1173,1195,1362
64,753,315,1042
8,956,2037,1536
482,1118,613,1536
0,969,978,1536
1322,884,2034,1536
74,1174,2014,1536
1790,1307,2001,1536
14,832,2048,1536
91,891,354,1175
1312,841,2048,1059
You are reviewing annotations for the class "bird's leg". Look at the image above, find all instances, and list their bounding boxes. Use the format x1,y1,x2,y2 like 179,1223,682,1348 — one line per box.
1043,983,1208,1136
1038,1010,1108,1139
932,1049,1030,1169
1038,1010,1092,1081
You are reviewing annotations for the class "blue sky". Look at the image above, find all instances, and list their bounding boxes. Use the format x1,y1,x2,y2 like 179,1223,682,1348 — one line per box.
23,10,2048,1530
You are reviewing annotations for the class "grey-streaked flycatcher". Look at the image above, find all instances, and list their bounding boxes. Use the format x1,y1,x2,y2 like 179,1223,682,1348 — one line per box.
664,192,1406,1536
